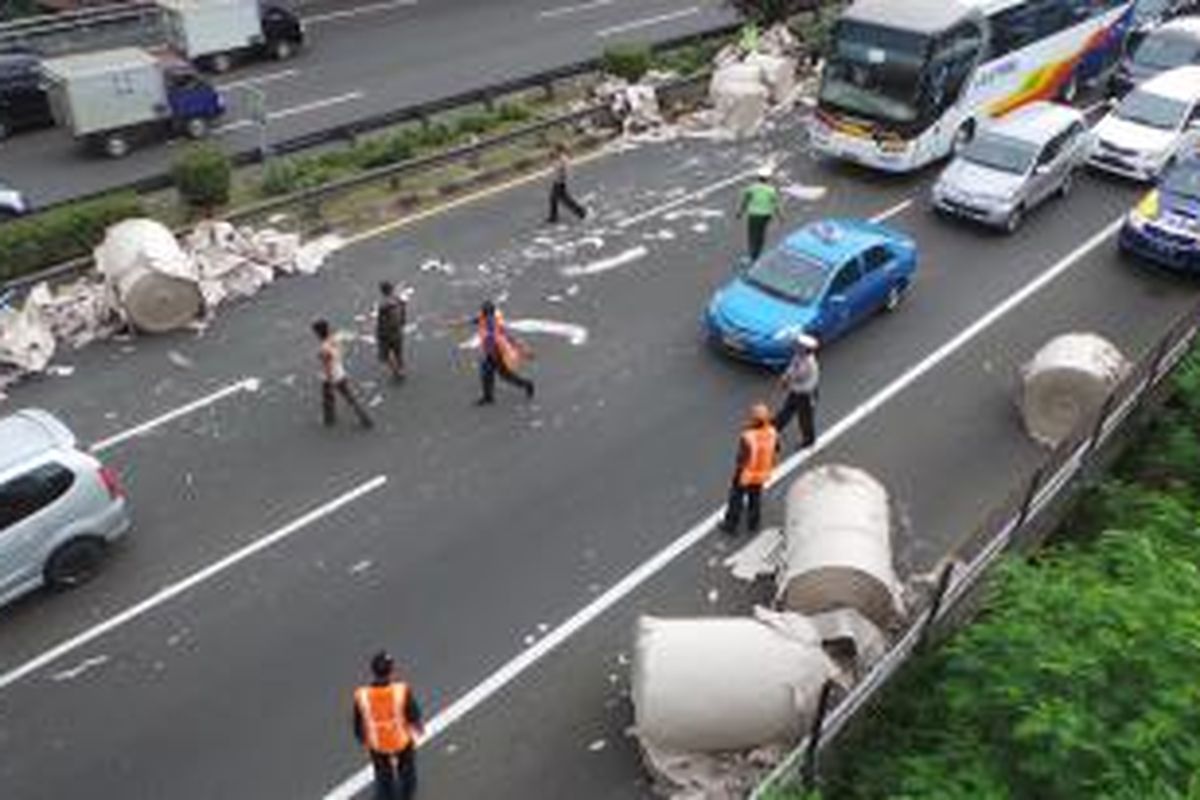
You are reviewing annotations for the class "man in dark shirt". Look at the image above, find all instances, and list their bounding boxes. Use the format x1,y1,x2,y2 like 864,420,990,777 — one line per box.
376,281,407,382
352,651,424,799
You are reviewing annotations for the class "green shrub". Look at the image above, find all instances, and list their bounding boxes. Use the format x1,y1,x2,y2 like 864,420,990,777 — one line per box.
455,111,497,137
603,44,653,83
259,158,302,197
496,102,534,124
172,143,232,210
358,134,415,169
415,122,453,149
0,192,144,281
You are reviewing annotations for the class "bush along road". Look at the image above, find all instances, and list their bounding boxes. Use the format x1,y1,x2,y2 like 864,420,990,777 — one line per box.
769,349,1200,800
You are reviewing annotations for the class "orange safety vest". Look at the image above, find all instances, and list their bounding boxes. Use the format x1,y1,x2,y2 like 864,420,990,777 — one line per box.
738,425,778,487
477,310,521,371
354,683,414,754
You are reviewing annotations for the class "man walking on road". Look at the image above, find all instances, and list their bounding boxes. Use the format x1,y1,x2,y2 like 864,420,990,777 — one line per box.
737,165,781,261
774,334,819,449
376,281,407,382
547,142,587,224
353,651,424,800
313,319,373,429
474,300,535,405
719,402,779,535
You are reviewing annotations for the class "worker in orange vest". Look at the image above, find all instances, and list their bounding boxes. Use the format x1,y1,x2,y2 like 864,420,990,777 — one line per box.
475,300,535,405
352,651,425,800
719,402,779,535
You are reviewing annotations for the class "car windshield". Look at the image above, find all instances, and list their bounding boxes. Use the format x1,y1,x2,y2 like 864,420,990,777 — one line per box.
1115,88,1190,129
818,20,928,124
744,247,829,304
1163,162,1200,200
1133,32,1200,70
960,132,1039,174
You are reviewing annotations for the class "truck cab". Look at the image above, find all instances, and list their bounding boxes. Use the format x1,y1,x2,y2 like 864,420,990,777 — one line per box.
0,51,54,139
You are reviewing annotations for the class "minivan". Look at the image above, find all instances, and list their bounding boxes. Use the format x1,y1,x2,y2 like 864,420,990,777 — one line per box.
1111,16,1200,96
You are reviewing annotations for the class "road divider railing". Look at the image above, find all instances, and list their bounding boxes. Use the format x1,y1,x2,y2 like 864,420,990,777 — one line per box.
750,290,1200,799
0,1,159,54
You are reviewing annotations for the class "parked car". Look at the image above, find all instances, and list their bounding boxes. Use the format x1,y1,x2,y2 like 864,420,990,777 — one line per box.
1110,16,1200,97
1119,154,1200,271
0,50,54,139
0,409,130,609
0,178,28,217
1089,65,1200,181
932,102,1091,233
704,219,917,367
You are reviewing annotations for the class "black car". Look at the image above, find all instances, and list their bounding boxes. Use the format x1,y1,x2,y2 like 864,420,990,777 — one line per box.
0,52,53,139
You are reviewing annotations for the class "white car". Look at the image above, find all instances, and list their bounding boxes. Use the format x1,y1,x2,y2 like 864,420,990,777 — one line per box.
1089,65,1200,181
0,178,26,218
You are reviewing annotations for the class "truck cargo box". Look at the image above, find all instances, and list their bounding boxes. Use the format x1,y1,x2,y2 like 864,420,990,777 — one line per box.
159,0,263,61
43,48,168,137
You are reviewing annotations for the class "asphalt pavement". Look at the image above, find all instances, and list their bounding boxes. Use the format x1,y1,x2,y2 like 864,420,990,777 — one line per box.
0,100,1197,800
0,0,736,207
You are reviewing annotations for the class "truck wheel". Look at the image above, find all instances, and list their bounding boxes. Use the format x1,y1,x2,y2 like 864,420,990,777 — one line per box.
44,537,106,590
207,52,233,73
0,121,8,141
104,134,130,158
270,39,295,60
184,117,209,139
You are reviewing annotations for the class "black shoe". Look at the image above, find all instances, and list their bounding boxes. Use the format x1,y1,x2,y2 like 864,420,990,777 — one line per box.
525,382,535,400
475,397,495,406
359,417,374,430
718,523,737,536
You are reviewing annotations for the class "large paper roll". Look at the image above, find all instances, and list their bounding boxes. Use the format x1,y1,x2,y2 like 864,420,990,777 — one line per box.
1021,333,1130,447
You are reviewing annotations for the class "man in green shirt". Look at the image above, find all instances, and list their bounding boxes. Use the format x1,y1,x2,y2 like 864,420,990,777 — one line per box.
737,165,781,261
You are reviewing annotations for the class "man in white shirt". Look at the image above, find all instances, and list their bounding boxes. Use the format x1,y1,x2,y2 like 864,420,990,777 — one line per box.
774,333,819,448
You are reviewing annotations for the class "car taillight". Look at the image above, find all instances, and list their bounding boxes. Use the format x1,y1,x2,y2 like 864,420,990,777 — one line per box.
99,465,124,499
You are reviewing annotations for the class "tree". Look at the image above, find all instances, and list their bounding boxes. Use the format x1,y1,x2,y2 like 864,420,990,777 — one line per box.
172,143,232,212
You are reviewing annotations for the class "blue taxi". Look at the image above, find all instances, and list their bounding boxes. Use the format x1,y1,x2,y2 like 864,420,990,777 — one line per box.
704,219,917,367
1119,155,1200,272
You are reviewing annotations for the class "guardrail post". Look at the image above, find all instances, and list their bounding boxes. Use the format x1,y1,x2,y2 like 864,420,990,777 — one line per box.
542,78,556,103
1015,466,1046,530
918,562,956,649
801,680,837,791
1086,392,1117,456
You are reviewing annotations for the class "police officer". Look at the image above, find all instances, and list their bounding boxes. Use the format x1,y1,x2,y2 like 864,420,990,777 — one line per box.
719,402,779,535
353,651,424,800
775,333,819,449
736,165,781,261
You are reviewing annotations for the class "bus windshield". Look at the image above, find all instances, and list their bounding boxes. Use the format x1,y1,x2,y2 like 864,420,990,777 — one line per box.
819,20,930,124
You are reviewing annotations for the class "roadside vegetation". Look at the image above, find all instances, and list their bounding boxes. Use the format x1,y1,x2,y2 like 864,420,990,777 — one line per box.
767,351,1200,799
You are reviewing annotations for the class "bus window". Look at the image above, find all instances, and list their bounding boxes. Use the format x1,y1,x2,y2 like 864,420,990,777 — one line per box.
925,22,984,113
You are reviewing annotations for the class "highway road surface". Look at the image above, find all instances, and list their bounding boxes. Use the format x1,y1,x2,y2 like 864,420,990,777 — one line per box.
0,100,1196,800
0,0,736,207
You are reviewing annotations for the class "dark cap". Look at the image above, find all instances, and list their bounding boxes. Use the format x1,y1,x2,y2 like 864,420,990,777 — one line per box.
370,651,394,679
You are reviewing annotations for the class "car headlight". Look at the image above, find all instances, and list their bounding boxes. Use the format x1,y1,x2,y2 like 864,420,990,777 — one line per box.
1127,190,1160,230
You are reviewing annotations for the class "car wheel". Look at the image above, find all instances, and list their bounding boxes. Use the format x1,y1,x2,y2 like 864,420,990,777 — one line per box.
952,120,975,155
104,134,130,159
44,538,106,590
1057,171,1074,199
884,282,907,312
1003,205,1025,234
270,39,295,60
184,116,209,139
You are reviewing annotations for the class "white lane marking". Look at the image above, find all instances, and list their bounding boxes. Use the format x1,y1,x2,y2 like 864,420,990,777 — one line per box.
617,168,758,229
595,5,700,37
323,213,1125,800
538,0,617,19
217,91,365,133
870,198,914,223
89,378,261,454
0,475,387,694
304,0,418,25
218,68,299,90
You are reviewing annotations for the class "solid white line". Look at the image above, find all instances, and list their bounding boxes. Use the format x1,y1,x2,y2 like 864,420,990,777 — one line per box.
323,213,1124,800
217,91,365,133
89,378,261,454
218,68,299,90
0,475,387,694
595,5,699,37
304,0,418,25
538,0,616,19
617,168,758,229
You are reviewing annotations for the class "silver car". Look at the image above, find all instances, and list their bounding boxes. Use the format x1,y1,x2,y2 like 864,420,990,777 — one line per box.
0,409,130,609
932,102,1092,233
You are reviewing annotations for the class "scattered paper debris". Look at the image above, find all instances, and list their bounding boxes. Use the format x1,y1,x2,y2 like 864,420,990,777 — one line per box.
562,245,649,277
588,739,608,752
167,350,195,369
51,655,110,682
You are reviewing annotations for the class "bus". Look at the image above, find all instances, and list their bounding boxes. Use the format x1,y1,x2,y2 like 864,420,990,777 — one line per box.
810,0,1135,172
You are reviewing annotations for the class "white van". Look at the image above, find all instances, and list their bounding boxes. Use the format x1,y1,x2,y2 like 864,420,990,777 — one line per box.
1089,65,1200,181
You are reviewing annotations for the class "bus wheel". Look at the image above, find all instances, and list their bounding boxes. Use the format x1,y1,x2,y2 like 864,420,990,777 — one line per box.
952,120,975,154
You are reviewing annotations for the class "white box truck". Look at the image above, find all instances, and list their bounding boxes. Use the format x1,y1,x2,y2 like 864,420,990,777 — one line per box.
44,48,225,157
158,0,306,73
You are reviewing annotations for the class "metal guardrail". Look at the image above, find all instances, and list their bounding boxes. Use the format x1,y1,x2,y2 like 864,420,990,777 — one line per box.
751,290,1200,798
0,1,157,51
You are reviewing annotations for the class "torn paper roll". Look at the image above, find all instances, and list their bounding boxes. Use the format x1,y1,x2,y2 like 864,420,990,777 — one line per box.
95,218,203,333
0,289,56,373
632,609,836,753
1020,332,1131,447
710,61,770,139
779,465,904,631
